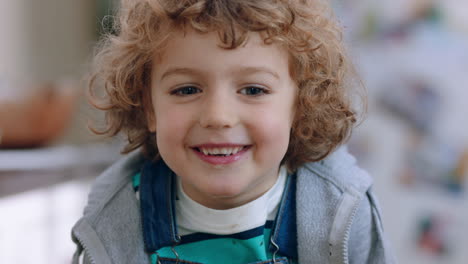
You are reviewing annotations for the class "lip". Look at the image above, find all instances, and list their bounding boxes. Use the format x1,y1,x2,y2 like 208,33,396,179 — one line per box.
192,143,247,148
191,143,251,165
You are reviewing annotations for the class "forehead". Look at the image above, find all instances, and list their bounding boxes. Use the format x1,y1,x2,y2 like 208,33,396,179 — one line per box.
152,29,291,80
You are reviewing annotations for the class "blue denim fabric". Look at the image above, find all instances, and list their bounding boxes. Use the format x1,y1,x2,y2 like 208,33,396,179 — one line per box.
270,173,297,259
139,158,297,259
157,257,290,264
248,257,290,264
140,159,180,252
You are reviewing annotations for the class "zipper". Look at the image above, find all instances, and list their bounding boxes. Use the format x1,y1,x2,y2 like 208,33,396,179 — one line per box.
74,233,97,264
327,191,363,264
340,199,361,264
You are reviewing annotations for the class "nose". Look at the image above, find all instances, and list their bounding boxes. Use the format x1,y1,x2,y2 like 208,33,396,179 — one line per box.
199,92,238,129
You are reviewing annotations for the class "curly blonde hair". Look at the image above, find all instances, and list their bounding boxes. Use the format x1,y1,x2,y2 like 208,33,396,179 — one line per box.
89,0,365,171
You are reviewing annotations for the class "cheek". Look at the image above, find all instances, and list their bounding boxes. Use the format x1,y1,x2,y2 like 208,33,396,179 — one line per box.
267,93,295,147
155,107,191,146
250,109,293,157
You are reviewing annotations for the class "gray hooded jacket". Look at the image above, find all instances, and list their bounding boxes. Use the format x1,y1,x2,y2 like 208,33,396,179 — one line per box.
71,147,395,263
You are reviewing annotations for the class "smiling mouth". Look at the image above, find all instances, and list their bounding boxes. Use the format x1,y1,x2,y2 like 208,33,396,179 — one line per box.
193,146,250,157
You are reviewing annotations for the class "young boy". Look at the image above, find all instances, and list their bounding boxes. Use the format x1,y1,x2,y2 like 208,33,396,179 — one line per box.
72,0,394,263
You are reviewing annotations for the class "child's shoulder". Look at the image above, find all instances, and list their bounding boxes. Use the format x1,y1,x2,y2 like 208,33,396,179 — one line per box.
72,150,148,263
295,147,393,263
83,150,145,218
297,146,373,196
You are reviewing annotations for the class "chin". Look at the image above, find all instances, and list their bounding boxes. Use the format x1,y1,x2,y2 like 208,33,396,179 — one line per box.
205,183,245,199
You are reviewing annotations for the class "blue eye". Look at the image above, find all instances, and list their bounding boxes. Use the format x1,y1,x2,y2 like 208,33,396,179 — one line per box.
171,86,201,96
240,86,268,96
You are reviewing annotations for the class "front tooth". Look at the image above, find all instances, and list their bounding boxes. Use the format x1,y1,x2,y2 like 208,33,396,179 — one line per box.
212,148,221,155
200,147,245,155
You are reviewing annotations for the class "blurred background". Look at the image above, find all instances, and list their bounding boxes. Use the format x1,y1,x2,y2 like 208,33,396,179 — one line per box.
0,0,466,263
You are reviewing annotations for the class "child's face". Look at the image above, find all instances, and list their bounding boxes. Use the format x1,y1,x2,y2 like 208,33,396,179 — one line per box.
148,29,297,209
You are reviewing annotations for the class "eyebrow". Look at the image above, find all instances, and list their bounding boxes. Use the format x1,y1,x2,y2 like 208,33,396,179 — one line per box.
160,67,200,81
233,66,280,80
159,66,281,81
